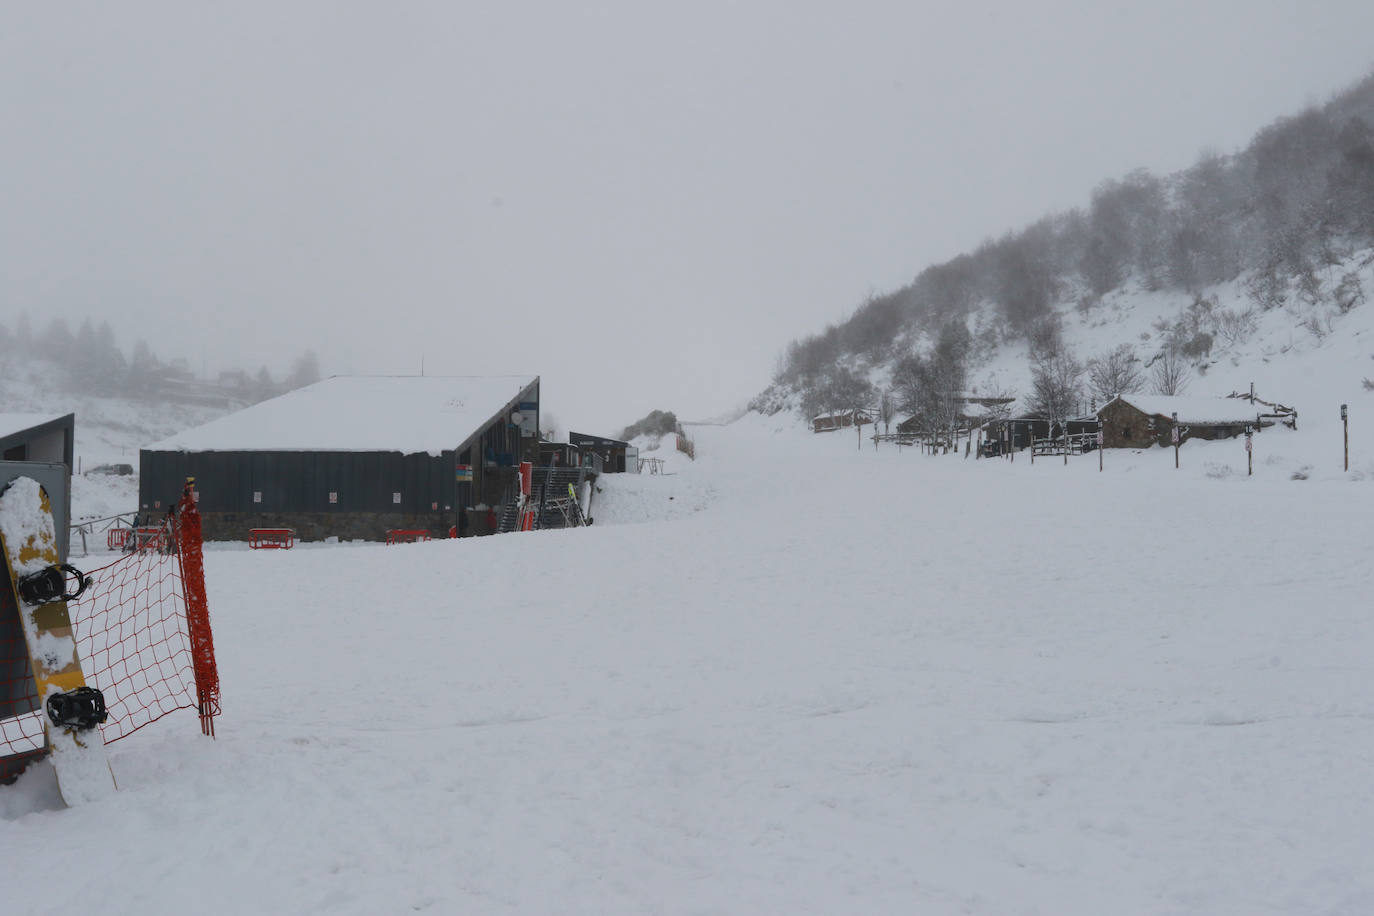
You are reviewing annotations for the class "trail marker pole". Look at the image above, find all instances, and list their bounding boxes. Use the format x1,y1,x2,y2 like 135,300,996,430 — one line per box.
1342,404,1348,471
1098,422,1104,472
1245,426,1253,476
1172,412,1180,469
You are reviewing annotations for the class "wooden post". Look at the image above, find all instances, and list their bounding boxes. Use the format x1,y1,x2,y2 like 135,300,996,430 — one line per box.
1342,404,1349,471
1173,412,1180,469
1246,426,1253,476
1099,421,1104,472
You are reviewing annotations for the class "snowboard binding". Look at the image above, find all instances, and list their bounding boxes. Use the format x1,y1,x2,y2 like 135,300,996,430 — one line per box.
46,686,109,730
17,563,93,605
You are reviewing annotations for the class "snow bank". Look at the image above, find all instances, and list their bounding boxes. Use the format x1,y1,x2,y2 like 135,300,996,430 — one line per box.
7,417,1373,913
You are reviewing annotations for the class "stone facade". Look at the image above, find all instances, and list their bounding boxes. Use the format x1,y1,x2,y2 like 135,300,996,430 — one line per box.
1097,398,1256,449
201,511,450,543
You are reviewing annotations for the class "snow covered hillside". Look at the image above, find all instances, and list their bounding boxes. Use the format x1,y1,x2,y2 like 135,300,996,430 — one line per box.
4,413,1373,914
962,247,1374,430
1,362,234,523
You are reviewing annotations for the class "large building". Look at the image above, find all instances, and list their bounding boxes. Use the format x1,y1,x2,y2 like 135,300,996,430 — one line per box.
139,376,540,541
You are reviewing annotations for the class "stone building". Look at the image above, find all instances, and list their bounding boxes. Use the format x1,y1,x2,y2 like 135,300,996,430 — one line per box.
1096,394,1268,449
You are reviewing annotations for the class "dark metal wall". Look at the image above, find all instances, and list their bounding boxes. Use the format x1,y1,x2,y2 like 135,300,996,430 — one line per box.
138,449,456,517
137,377,542,540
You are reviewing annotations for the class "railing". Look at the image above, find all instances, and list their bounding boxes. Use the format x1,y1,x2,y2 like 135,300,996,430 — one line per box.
1032,432,1099,456
69,511,140,557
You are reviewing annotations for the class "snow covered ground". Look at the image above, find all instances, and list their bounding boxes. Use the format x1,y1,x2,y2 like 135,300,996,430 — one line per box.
4,411,1374,914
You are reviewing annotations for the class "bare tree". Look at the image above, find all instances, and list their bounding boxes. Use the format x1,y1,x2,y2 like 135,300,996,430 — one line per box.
1150,351,1190,395
1086,344,1144,403
801,366,874,421
890,321,970,444
1028,351,1085,421
877,389,896,434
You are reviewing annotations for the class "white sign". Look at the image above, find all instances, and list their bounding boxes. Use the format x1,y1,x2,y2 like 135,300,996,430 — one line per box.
253,491,262,504
1245,437,1252,452
1097,430,1104,446
393,492,402,504
1171,427,1179,444
329,491,338,504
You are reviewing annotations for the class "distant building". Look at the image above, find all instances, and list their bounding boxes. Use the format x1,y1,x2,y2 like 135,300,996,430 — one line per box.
812,408,872,433
1096,394,1269,449
139,376,541,541
568,432,638,473
896,395,1017,436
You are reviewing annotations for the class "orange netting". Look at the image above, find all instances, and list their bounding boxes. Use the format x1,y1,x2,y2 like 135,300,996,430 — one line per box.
2,486,218,776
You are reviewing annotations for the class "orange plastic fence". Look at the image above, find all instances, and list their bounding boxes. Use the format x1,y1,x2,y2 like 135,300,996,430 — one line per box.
177,483,219,737
2,515,209,765
248,528,294,549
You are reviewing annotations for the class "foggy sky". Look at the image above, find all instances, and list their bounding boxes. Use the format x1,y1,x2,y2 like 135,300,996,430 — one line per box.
3,2,1372,435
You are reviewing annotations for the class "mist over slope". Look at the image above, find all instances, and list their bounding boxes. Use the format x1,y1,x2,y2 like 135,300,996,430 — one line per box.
756,70,1374,426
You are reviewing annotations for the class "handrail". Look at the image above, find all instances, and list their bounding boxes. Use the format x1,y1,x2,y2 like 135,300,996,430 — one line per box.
69,510,141,558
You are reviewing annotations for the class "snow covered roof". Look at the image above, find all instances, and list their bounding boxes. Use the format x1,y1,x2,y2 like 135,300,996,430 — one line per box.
1107,395,1261,425
144,376,538,456
0,413,69,440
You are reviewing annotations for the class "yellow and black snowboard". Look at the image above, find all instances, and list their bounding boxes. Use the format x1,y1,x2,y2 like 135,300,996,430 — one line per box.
0,477,116,805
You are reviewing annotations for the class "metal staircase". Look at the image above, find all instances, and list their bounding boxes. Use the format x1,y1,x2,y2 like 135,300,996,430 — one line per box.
493,467,590,533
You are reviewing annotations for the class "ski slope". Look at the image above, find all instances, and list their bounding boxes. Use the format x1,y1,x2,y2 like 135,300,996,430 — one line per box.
4,417,1374,914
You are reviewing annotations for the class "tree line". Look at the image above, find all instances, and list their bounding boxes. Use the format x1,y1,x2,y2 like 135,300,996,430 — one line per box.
759,69,1374,432
0,314,321,404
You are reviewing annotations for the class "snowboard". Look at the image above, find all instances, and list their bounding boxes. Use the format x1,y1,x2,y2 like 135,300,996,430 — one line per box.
0,477,117,805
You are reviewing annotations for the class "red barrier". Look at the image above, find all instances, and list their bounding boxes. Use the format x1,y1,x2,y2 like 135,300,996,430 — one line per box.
248,528,295,549
132,526,170,552
386,529,431,545
107,527,132,550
